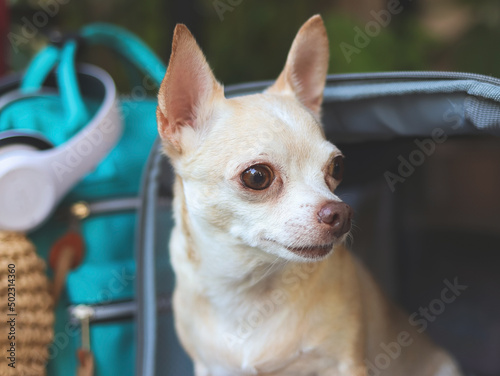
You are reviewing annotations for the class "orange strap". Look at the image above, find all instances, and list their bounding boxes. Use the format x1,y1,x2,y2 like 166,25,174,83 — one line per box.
50,231,94,375
49,231,84,304
77,349,94,376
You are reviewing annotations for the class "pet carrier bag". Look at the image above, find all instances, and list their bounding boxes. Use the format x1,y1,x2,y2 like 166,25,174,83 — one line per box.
0,23,166,375
137,72,500,376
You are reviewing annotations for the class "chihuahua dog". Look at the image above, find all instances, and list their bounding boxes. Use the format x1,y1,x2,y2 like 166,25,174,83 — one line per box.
156,15,463,376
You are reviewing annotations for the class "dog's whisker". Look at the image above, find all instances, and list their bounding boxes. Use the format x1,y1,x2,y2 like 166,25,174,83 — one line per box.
249,255,283,286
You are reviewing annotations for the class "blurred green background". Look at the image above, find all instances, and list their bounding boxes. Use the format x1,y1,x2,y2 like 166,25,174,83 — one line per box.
3,0,500,87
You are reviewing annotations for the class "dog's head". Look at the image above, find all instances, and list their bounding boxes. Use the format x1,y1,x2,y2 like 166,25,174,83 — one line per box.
157,15,352,262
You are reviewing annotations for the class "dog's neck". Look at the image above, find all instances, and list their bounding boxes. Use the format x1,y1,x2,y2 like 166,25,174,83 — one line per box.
171,177,329,313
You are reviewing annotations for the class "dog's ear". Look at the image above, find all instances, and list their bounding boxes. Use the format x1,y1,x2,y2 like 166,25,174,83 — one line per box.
267,15,329,117
157,24,224,155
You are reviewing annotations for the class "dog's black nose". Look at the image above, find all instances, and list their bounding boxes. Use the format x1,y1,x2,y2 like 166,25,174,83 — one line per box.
317,201,353,237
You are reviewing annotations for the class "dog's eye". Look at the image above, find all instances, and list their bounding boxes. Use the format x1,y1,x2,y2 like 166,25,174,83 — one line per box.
329,156,344,181
241,165,274,190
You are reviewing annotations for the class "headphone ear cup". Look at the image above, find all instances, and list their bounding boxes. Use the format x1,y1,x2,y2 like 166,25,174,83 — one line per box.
0,132,56,232
0,65,122,232
0,130,53,151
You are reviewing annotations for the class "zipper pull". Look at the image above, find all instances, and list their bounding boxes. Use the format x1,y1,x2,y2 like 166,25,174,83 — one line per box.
73,304,95,376
70,201,91,222
49,201,88,304
73,304,94,351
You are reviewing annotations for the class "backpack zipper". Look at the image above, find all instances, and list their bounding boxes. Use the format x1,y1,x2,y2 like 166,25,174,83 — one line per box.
59,195,171,221
66,196,142,221
326,70,500,85
68,294,171,325
225,70,500,97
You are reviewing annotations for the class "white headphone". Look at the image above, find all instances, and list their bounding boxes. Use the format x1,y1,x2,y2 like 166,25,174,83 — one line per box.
0,64,122,232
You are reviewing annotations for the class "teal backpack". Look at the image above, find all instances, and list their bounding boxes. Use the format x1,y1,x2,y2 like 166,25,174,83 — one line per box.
0,24,166,375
